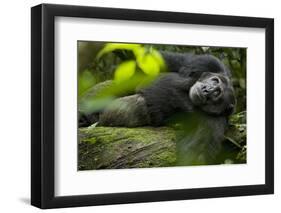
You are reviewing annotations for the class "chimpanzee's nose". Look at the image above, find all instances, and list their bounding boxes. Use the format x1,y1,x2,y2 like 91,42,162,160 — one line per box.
201,84,214,95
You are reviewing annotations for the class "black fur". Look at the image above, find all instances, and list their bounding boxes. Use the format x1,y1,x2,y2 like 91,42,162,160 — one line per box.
161,51,231,78
138,73,194,126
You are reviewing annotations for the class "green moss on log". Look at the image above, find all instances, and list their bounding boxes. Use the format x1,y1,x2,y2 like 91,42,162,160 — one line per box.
78,126,177,170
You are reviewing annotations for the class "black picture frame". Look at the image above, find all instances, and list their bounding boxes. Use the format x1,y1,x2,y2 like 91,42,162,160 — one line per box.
31,3,274,209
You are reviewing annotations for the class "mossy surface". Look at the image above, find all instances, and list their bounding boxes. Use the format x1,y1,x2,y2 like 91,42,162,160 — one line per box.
78,126,177,170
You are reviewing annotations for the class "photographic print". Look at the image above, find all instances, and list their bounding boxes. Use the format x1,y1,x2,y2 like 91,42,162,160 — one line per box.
78,42,247,170
31,4,273,208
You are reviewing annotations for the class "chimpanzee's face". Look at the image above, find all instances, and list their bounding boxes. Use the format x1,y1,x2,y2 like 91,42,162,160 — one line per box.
189,72,236,116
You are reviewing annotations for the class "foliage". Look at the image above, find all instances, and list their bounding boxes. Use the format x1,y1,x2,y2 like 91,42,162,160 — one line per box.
79,43,167,113
226,111,247,162
97,43,167,79
114,60,136,83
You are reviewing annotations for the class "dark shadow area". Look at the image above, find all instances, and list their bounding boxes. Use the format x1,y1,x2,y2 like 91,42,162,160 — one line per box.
19,197,30,205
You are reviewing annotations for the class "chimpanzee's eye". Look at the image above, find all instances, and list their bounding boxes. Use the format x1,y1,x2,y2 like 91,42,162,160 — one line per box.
211,77,220,84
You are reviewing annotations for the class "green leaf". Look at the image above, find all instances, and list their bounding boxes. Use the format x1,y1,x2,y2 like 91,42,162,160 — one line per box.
150,49,167,71
97,43,142,59
97,43,165,77
133,46,146,63
137,53,160,76
114,60,136,83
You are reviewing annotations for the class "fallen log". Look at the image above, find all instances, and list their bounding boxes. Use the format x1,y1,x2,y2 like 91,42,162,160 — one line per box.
78,126,177,170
